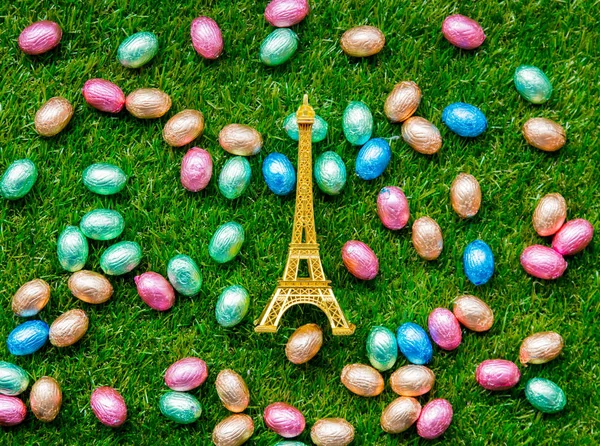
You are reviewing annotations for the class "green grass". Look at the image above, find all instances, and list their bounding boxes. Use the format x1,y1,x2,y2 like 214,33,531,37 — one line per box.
1,0,599,444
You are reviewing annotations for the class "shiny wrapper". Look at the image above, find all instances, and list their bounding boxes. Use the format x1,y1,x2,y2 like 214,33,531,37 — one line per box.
57,226,88,272
190,16,223,59
340,363,384,397
265,0,309,27
7,320,49,356
342,101,373,146
381,396,421,434
219,124,262,156
209,222,245,263
167,254,202,296
475,359,520,391
340,25,385,57
91,387,127,427
514,65,552,104
463,239,494,286
532,193,567,237
1,158,38,200
396,322,433,365
30,376,62,422
284,113,328,143
18,20,62,55
552,218,594,255
520,245,567,280
452,295,493,332
100,241,142,276
285,323,323,364
82,79,125,113
125,88,172,119
0,361,29,396
35,97,73,137
411,216,443,260
441,14,485,50
427,308,461,351
49,309,89,347
311,418,354,446
390,364,435,397
341,240,378,280
355,138,391,180
159,391,202,424
80,208,125,241
0,394,27,426
522,117,566,152
219,157,252,199
384,81,421,123
216,285,250,327
366,326,397,371
525,378,566,413
212,414,254,446
165,357,208,391
163,109,204,147
181,147,213,192
216,369,250,413
377,186,409,231
117,31,158,68
264,402,305,438
12,278,50,317
68,270,113,304
259,28,299,66
135,272,175,311
314,151,346,195
82,163,127,195
274,442,307,446
401,116,442,155
519,331,564,366
450,173,481,218
262,152,296,196
442,102,487,137
416,398,453,440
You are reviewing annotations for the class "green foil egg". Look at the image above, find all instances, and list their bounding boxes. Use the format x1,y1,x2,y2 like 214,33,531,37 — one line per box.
342,101,373,146
117,31,159,68
216,285,250,327
159,391,202,424
100,241,142,275
218,156,252,200
314,151,346,195
82,163,127,195
1,159,38,200
57,226,88,272
167,254,202,297
514,65,553,104
209,222,245,264
283,113,328,143
80,209,125,241
366,326,398,372
0,361,29,396
259,28,298,66
525,378,566,413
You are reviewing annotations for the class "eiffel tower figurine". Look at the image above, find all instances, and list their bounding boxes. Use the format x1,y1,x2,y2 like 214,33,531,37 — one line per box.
255,95,355,335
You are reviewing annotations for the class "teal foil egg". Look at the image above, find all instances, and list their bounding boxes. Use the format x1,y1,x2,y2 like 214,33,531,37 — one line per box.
7,320,49,356
463,239,494,286
100,241,142,275
259,28,298,66
275,442,307,446
209,222,245,263
262,152,296,196
57,226,88,272
117,31,159,68
283,113,328,143
366,326,398,371
314,152,346,195
514,65,552,104
216,285,250,327
0,159,38,200
159,391,202,424
219,156,252,199
342,101,373,146
396,322,433,365
82,163,127,195
0,361,29,395
525,378,566,413
355,138,391,180
167,254,202,296
80,209,125,241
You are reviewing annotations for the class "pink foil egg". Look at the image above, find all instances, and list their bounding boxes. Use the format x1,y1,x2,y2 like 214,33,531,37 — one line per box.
475,359,520,391
0,394,27,426
416,398,453,440
264,402,305,438
552,218,594,256
520,245,567,280
377,186,410,230
265,0,310,27
180,147,213,192
134,272,175,311
341,240,379,280
164,357,208,391
190,16,223,59
427,308,462,351
82,79,126,113
442,14,485,50
18,20,62,55
90,387,127,427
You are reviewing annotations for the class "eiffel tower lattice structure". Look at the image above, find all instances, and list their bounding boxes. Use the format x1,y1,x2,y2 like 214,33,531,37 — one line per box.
255,95,355,335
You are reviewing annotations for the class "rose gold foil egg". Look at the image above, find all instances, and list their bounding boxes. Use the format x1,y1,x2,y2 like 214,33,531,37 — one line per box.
412,216,443,260
519,332,564,366
522,117,566,152
427,308,462,351
552,218,594,255
18,20,62,55
212,414,254,446
68,270,113,304
125,88,172,119
401,116,442,155
381,396,421,434
165,357,208,391
450,173,481,218
265,0,310,27
163,109,205,147
82,79,126,113
377,186,410,230
181,147,213,192
49,309,89,347
311,418,355,446
390,364,435,397
532,193,567,237
416,398,453,440
384,81,422,123
12,278,50,317
340,26,385,58
520,245,567,280
452,295,494,332
219,124,262,156
215,369,250,413
34,97,73,137
90,386,127,427
475,359,520,391
285,323,323,364
134,272,176,311
190,16,224,59
0,394,27,426
264,402,305,438
341,240,379,280
30,376,62,422
340,364,384,397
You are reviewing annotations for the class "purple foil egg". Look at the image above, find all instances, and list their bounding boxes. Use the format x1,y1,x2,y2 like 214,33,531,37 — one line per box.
552,218,594,256
264,402,305,438
90,387,127,427
427,308,462,351
441,14,485,50
0,394,27,426
416,398,453,440
164,357,208,391
341,240,379,280
181,147,213,192
377,186,410,230
82,79,126,113
134,272,175,311
264,0,310,27
18,20,62,55
475,359,520,391
190,16,223,60
520,245,567,280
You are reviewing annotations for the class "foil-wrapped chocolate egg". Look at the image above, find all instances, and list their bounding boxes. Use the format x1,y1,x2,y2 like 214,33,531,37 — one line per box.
525,378,566,414
0,361,29,396
377,186,409,231
401,116,442,155
265,0,309,27
12,279,50,317
117,31,158,68
99,241,142,276
442,102,487,137
0,394,27,426
216,369,250,413
159,391,201,424
341,240,378,280
163,109,204,147
340,364,384,397
82,79,125,113
165,357,208,391
532,193,567,236
91,387,127,427
219,157,252,199
340,25,385,57
396,322,433,365
274,442,307,446
18,20,62,55
452,295,493,332
7,320,49,356
80,209,125,241
35,97,73,137
30,376,61,422
475,359,520,391
82,163,127,195
190,16,223,59
519,332,564,366
68,270,113,304
384,81,421,123
366,326,397,371
416,398,453,440
283,113,328,143
412,216,443,260
262,152,296,196
441,14,485,50
390,364,435,397
285,323,323,364
259,28,299,66
219,124,262,156
125,88,172,119
522,117,566,152
49,309,88,347
520,245,567,280
181,147,212,192
450,173,481,218
463,240,494,286
1,159,38,200
552,218,594,255
381,396,421,434
355,138,391,180
209,222,245,263
167,254,202,296
314,151,346,195
212,414,254,446
342,101,373,146
311,418,354,446
57,226,88,272
427,308,461,351
216,285,250,327
264,402,305,438
514,65,552,104
134,272,175,311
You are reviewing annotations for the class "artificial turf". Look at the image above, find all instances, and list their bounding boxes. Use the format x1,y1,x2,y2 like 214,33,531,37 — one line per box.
1,0,599,444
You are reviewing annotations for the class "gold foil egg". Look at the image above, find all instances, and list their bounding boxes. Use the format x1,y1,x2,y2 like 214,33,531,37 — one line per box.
519,332,564,366
12,278,50,317
340,364,384,397
219,124,263,156
384,81,422,123
215,369,250,413
68,270,113,304
34,97,74,137
411,216,443,260
390,364,435,397
311,418,355,446
340,25,385,57
212,414,254,446
163,109,205,147
450,173,482,218
401,116,442,155
380,396,421,434
125,88,172,119
30,376,62,422
285,323,323,365
522,117,566,152
532,193,567,237
452,294,494,332
49,309,89,347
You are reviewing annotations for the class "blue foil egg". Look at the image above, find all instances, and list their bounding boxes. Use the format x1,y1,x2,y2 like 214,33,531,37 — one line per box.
355,138,391,180
342,101,373,145
262,153,296,196
396,322,433,365
366,326,398,371
218,156,252,199
463,239,494,286
442,102,487,137
215,285,250,327
209,222,245,263
283,113,328,143
314,152,346,195
7,320,49,356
